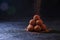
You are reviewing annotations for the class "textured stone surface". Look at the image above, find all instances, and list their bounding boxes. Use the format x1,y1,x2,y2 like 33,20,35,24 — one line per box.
0,21,60,40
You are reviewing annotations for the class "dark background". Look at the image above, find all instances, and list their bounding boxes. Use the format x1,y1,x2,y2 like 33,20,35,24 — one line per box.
0,0,60,21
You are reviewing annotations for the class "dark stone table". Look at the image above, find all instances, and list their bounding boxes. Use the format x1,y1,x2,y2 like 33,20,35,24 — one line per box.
0,20,60,40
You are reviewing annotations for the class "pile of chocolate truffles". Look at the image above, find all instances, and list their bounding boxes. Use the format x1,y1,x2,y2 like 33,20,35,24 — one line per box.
26,15,48,32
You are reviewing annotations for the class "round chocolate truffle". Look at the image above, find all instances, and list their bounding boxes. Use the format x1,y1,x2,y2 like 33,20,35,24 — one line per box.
36,19,43,25
41,24,46,30
29,19,35,25
26,24,34,31
34,25,41,32
33,15,40,20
